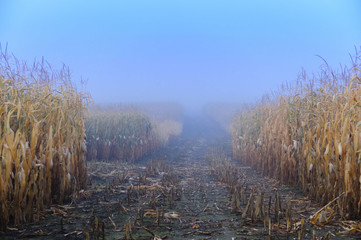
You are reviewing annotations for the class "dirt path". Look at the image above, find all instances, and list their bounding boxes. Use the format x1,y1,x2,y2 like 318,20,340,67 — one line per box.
1,115,359,239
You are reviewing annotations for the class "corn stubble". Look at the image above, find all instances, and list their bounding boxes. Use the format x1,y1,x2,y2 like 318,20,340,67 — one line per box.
0,50,89,230
232,52,361,218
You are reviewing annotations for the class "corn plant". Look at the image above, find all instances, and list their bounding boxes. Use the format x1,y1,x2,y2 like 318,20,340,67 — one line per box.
0,48,90,229
85,106,182,162
86,108,157,162
232,50,361,218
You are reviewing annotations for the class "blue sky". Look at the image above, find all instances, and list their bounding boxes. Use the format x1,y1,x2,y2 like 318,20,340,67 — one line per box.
1,0,360,111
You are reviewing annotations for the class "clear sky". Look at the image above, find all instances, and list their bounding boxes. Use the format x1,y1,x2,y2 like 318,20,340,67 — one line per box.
1,0,360,111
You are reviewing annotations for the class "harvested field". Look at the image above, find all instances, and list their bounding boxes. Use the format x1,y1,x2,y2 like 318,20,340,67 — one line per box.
1,116,360,239
2,3,360,239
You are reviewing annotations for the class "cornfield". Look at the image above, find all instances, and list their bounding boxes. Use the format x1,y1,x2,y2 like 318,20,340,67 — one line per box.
86,108,158,161
85,106,182,162
232,51,361,218
0,50,90,229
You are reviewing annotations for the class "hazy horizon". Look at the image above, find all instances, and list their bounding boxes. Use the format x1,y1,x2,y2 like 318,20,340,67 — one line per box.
1,1,361,112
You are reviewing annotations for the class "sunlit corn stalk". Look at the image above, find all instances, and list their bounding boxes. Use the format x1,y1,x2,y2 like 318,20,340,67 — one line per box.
0,48,90,230
232,50,361,218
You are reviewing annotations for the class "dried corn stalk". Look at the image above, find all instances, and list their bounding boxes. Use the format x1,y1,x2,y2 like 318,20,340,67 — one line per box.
85,106,182,162
232,51,361,218
0,50,90,229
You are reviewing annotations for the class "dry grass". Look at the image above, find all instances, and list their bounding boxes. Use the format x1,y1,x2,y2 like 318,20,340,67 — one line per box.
0,48,90,229
232,50,361,218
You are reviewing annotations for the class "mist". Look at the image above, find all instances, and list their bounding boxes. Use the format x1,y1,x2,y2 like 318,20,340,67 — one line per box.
2,1,361,236
1,1,361,114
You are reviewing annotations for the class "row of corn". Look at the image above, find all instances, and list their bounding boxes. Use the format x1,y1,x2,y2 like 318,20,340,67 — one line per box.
0,51,89,230
0,49,183,230
232,54,361,218
85,106,182,162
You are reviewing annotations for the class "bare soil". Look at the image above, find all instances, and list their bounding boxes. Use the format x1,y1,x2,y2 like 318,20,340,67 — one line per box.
1,116,359,239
